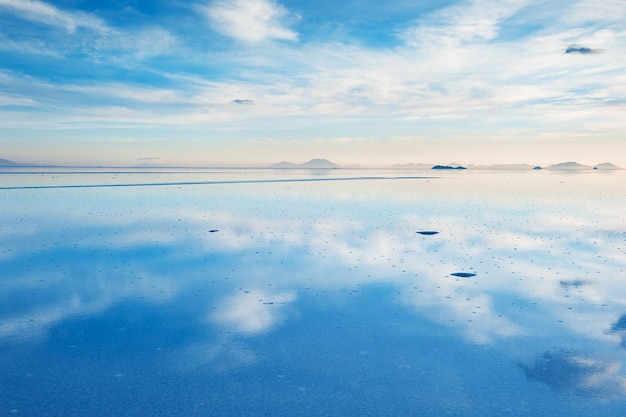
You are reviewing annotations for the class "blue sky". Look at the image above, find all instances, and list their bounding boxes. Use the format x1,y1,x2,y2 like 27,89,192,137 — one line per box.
1,0,625,166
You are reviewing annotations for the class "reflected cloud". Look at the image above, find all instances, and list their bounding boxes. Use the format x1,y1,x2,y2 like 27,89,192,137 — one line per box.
170,338,258,374
211,290,296,335
521,350,626,398
0,269,175,343
3,170,626,415
2,170,626,390
403,284,524,344
609,315,626,348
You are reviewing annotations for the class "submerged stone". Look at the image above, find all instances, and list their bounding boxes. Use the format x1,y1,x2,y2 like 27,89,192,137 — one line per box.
451,272,476,278
417,231,439,235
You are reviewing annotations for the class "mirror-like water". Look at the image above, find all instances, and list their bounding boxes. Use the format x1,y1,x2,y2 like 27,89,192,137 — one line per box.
1,169,625,416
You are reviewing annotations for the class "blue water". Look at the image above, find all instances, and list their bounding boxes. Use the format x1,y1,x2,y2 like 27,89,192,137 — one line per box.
1,168,625,416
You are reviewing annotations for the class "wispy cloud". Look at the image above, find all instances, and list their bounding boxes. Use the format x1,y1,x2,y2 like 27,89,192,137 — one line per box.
0,0,108,33
98,27,179,60
400,0,528,48
0,0,177,62
199,0,299,43
0,33,61,57
0,93,38,107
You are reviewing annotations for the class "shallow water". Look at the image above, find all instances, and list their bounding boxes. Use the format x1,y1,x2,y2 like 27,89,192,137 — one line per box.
1,168,625,416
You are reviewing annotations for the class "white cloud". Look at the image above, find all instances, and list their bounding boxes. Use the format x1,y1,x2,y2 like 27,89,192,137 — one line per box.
0,94,38,107
0,1,177,61
0,33,61,57
564,0,626,25
200,0,298,43
97,27,179,60
0,0,108,33
400,0,528,48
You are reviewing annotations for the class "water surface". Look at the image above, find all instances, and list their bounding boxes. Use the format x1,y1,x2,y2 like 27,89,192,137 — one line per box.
1,168,625,416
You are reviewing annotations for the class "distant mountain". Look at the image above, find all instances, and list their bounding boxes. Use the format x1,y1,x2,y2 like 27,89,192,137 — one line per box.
270,159,340,169
593,162,622,170
0,158,54,167
300,158,340,168
546,162,592,170
270,161,299,168
0,158,20,166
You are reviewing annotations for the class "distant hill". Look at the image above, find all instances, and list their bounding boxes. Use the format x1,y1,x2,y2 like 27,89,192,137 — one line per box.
300,158,340,168
0,158,53,167
270,159,340,169
0,158,20,166
270,161,299,168
594,162,622,170
546,162,592,170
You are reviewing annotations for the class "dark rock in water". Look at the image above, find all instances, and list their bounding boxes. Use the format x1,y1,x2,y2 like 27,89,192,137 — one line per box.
533,166,543,170
559,280,586,288
417,231,439,235
451,272,476,278
209,229,219,233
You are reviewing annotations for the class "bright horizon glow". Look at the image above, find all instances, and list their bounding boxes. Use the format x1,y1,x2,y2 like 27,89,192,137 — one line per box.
1,0,625,167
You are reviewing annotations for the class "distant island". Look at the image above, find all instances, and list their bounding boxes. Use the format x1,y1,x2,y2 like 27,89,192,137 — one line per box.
269,158,341,169
594,163,622,170
399,162,622,171
546,161,593,170
432,165,467,170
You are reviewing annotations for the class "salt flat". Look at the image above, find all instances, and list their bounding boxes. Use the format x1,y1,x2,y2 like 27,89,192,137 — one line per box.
1,168,625,416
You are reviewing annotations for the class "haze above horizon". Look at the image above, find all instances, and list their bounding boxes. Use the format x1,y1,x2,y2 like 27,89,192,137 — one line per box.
1,0,625,167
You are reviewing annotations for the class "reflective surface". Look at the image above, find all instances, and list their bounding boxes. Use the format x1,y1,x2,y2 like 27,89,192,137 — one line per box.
1,169,625,416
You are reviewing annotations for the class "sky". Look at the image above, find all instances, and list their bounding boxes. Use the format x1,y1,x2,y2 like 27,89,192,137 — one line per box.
0,0,625,167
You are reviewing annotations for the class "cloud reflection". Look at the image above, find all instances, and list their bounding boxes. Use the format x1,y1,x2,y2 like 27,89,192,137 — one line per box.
521,350,626,399
609,315,626,348
211,289,296,335
170,338,259,374
2,171,626,394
